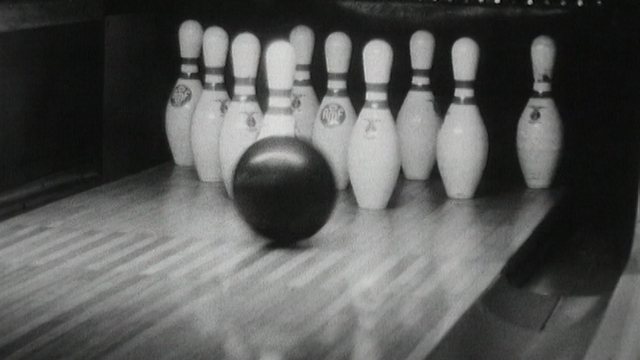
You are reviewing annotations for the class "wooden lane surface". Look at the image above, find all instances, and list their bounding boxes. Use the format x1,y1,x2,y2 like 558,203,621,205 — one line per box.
0,164,560,360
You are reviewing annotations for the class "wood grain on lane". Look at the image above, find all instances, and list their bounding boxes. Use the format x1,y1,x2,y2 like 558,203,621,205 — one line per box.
0,163,560,360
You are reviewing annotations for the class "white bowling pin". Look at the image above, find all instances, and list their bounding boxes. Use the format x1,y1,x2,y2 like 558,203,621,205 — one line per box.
257,41,297,140
397,30,442,181
312,32,357,190
436,37,488,199
219,33,264,197
517,35,563,189
290,25,320,140
348,40,401,210
166,20,204,166
191,26,230,182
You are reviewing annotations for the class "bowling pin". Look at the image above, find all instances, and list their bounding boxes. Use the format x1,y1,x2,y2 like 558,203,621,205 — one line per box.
191,26,230,182
166,20,204,166
219,33,264,197
290,25,320,140
257,41,297,140
348,40,401,210
397,30,442,181
517,35,563,189
312,32,357,190
436,37,488,199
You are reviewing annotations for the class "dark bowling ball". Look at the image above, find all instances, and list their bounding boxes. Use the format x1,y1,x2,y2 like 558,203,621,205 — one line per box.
232,136,337,245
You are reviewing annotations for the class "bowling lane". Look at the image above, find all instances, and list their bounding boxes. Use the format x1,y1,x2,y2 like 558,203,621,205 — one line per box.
0,164,560,360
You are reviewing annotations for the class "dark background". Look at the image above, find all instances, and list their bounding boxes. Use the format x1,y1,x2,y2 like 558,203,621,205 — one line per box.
0,0,638,270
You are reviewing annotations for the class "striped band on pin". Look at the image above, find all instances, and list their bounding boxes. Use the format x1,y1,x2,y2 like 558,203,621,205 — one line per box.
454,80,475,89
234,77,256,86
267,106,293,115
363,100,389,109
232,95,257,102
531,90,552,98
328,73,348,81
205,67,224,75
179,72,199,80
411,84,432,91
294,79,312,86
181,57,199,65
203,82,227,91
269,89,292,98
452,96,476,105
366,83,388,93
326,88,348,97
412,69,431,77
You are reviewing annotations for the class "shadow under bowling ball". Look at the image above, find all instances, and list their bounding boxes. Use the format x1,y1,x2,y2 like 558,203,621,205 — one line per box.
233,136,337,246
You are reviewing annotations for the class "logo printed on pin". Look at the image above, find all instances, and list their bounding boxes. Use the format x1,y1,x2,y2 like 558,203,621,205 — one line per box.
320,104,346,128
219,99,230,115
170,85,192,107
292,94,303,111
243,112,258,131
529,106,543,123
364,119,378,139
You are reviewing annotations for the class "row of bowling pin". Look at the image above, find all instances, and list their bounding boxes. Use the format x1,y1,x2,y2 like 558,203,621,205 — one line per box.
165,20,562,209
347,33,562,206
165,21,322,197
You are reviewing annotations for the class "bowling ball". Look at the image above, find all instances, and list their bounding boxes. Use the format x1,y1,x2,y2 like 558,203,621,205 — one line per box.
232,136,337,245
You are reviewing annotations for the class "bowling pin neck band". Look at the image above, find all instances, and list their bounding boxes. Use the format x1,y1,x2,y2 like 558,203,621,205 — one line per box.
205,66,223,74
363,100,389,109
294,64,311,84
531,90,552,98
204,83,227,91
366,83,387,93
327,72,347,89
453,80,475,105
327,72,348,97
181,58,198,65
452,96,476,105
411,84,432,91
232,94,257,102
364,82,389,109
270,89,292,97
180,57,199,79
267,88,293,115
326,88,348,97
204,66,226,90
455,80,474,88
180,72,199,80
411,69,432,91
532,79,552,98
233,77,256,97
